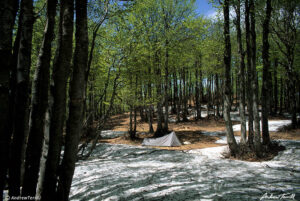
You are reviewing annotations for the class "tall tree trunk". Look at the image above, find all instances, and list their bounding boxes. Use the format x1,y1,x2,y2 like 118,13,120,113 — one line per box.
22,0,58,196
0,0,19,197
250,0,262,154
287,68,297,128
8,16,22,195
223,0,238,155
163,18,169,132
182,68,188,121
56,0,88,199
129,106,133,137
8,0,34,197
234,0,247,144
41,0,74,199
155,49,163,136
195,62,201,120
177,73,182,122
274,59,278,114
268,70,273,114
215,74,220,117
261,0,272,146
279,76,283,114
163,51,169,132
245,0,254,147
148,67,154,133
155,67,164,136
133,74,138,136
172,72,177,114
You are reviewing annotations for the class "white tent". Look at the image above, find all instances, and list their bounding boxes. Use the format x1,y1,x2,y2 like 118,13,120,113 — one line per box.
142,132,182,147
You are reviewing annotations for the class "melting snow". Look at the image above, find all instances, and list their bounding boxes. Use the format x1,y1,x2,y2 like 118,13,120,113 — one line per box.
70,140,300,200
232,120,292,132
100,130,127,139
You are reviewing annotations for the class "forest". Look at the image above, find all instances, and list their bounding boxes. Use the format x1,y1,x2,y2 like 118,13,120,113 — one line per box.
0,0,300,200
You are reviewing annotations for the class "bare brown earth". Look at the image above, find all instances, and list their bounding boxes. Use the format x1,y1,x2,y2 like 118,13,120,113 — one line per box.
99,113,300,151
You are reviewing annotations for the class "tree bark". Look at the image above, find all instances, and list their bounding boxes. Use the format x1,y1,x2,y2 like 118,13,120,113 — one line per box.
182,69,188,121
249,0,262,154
163,11,169,132
41,0,74,199
0,0,19,198
155,51,164,136
234,0,247,144
56,0,88,199
245,0,254,147
261,0,272,146
22,0,58,196
155,72,164,136
195,61,201,120
163,43,169,132
274,59,278,114
8,0,34,197
8,14,22,196
223,0,238,155
147,66,154,133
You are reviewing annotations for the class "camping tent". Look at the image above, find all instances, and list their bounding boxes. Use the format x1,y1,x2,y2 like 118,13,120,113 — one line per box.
142,132,182,147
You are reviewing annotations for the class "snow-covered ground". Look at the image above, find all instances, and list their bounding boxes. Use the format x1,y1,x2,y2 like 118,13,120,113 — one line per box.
232,120,292,132
100,130,127,139
70,140,300,201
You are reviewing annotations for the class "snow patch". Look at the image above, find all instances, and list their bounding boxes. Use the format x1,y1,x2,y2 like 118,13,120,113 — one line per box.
100,130,127,139
215,136,241,144
232,120,291,132
70,140,300,201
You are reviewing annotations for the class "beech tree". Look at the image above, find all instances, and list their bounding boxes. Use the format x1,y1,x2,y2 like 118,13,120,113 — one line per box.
261,0,272,146
22,0,58,196
41,0,74,199
0,0,19,199
56,0,88,199
222,0,238,155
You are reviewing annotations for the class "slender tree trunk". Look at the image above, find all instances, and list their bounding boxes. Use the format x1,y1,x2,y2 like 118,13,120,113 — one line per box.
261,0,272,146
234,0,247,143
280,76,283,114
199,70,203,117
163,32,169,132
195,62,201,120
215,74,220,117
177,73,182,122
8,0,34,197
56,0,88,199
133,74,138,136
269,70,273,114
8,15,21,194
245,0,254,147
287,69,297,128
223,0,238,155
22,0,58,196
0,0,19,198
182,69,188,121
207,76,212,119
7,2,23,196
155,58,164,136
249,0,262,154
148,67,154,133
41,0,74,199
172,72,177,114
134,106,137,134
129,106,133,137
163,60,169,131
274,59,278,114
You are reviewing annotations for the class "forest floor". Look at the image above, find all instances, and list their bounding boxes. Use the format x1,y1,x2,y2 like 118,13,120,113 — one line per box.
99,111,300,150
